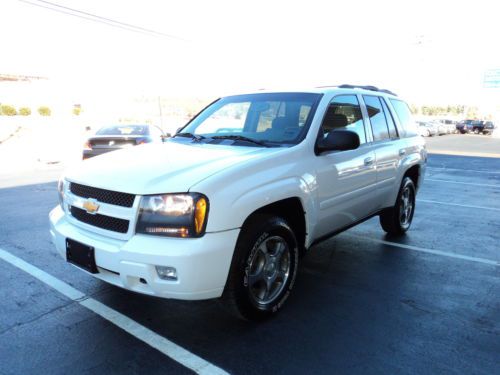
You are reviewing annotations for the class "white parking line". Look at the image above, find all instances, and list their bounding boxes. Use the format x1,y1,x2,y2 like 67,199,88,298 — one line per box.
427,167,500,175
0,248,229,375
346,235,499,266
417,199,500,212
426,178,500,188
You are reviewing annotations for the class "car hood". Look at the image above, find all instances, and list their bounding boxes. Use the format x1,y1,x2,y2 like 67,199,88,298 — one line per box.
65,140,282,194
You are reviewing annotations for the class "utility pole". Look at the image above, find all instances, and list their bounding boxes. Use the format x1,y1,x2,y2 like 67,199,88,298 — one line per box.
158,96,163,131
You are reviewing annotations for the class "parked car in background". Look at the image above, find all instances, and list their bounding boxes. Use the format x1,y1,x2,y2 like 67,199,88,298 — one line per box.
431,121,447,135
456,119,474,134
482,121,496,135
470,120,486,134
417,121,437,137
83,124,167,159
442,122,456,134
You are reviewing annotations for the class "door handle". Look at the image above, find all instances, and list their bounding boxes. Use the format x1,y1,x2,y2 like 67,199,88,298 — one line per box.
399,149,406,156
364,157,374,166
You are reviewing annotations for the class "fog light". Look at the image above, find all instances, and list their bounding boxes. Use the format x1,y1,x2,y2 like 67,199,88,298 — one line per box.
156,266,177,281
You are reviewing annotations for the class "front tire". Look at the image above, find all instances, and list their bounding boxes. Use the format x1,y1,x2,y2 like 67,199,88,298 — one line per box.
224,214,299,320
379,177,416,235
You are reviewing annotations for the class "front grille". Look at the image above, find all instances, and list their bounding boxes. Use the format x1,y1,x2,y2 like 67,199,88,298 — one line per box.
70,206,129,233
70,183,135,208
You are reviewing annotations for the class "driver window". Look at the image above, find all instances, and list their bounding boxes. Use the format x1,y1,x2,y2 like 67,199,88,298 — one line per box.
319,95,366,144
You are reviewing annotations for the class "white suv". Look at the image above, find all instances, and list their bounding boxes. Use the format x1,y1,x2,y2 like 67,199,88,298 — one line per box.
50,85,426,320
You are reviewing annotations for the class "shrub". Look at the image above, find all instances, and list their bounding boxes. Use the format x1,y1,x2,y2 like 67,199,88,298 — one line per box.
38,106,51,116
0,104,17,116
19,107,31,116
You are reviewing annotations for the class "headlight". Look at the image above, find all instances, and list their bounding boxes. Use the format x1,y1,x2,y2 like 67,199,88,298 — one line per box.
136,193,209,238
57,178,67,208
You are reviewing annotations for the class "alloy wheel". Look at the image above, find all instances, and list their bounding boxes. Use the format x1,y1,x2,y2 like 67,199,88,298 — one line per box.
399,186,414,228
247,236,290,305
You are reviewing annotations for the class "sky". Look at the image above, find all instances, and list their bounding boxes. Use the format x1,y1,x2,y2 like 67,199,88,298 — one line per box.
1,0,500,108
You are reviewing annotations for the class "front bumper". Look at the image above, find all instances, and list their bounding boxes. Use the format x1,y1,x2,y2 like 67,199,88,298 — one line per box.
49,206,239,300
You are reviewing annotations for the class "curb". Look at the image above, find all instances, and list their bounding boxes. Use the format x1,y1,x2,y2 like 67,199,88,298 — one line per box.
0,126,22,144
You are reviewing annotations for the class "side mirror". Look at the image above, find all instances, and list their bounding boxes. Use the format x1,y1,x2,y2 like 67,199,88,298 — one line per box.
317,130,360,154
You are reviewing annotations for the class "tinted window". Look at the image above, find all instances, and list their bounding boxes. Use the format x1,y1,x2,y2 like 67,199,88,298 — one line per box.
381,98,398,138
97,125,149,136
389,99,417,137
319,95,366,144
363,96,390,141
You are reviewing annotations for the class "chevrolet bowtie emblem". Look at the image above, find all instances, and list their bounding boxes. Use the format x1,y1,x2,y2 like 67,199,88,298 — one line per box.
83,198,100,214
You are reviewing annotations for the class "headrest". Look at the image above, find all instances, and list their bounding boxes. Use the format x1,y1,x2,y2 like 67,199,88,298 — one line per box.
272,117,290,130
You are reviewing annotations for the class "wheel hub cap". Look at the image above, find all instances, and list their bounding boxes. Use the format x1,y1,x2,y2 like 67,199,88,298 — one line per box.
265,261,276,276
247,236,291,305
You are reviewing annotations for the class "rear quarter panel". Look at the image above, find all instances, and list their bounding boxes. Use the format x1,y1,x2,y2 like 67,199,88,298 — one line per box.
381,135,426,208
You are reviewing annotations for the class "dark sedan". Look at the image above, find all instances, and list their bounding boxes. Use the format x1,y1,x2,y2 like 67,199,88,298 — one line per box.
83,124,166,159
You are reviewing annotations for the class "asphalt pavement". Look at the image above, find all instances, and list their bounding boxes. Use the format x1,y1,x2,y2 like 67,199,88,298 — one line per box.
425,133,500,158
0,153,499,375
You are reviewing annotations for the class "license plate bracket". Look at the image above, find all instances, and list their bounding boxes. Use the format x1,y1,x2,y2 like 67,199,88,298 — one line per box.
66,238,98,274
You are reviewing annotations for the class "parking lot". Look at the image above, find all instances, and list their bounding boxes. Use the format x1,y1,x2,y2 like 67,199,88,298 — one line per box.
0,143,499,374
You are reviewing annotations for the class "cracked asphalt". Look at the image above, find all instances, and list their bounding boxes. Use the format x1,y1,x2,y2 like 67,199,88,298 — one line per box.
0,152,498,375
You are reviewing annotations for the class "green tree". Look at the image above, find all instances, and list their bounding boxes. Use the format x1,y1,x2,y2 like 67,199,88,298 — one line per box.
38,106,51,116
466,106,479,119
0,104,17,116
19,107,31,116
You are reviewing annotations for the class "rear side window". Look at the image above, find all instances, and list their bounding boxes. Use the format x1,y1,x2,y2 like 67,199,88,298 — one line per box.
363,95,390,141
389,99,417,137
319,95,366,144
381,98,398,138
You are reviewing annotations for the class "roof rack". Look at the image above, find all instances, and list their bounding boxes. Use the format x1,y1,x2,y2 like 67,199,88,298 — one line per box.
337,84,397,96
316,84,397,96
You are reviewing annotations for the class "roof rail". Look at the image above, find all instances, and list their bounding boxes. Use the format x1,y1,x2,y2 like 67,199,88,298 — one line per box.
337,84,397,96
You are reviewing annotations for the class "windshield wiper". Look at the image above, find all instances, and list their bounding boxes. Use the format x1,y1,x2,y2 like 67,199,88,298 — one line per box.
173,132,206,142
211,135,269,147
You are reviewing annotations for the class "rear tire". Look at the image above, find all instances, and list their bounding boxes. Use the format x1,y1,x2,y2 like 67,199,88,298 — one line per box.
224,214,299,320
379,177,416,235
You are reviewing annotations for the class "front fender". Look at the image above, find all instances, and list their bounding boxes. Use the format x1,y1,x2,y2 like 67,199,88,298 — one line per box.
233,176,316,243
203,175,317,247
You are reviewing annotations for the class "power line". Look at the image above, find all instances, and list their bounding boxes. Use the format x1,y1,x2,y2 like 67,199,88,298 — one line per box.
17,0,188,42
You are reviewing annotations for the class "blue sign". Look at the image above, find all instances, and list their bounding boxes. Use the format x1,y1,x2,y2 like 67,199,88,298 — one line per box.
483,69,500,88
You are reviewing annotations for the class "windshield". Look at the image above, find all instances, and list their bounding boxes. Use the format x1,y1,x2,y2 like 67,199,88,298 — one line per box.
96,125,149,136
177,92,322,147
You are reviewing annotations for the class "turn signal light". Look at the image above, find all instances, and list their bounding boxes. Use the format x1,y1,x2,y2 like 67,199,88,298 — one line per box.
83,141,92,150
194,197,207,234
